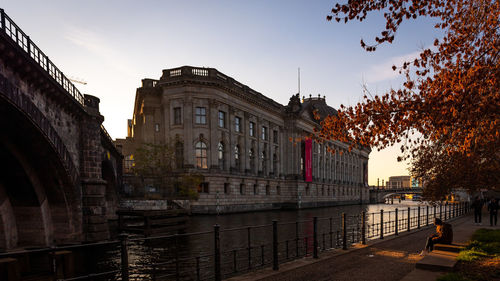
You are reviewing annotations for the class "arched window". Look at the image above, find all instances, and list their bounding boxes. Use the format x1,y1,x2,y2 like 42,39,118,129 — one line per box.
218,141,225,170
234,145,240,169
249,148,255,173
261,150,266,174
273,153,278,175
195,141,208,169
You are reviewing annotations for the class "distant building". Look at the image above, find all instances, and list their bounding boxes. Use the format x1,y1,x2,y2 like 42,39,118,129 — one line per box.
115,66,371,213
386,176,412,189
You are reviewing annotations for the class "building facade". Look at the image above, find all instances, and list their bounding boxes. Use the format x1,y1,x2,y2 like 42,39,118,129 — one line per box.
386,176,412,189
115,66,371,213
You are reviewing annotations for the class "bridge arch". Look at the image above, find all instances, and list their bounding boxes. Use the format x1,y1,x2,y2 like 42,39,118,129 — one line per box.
0,96,81,249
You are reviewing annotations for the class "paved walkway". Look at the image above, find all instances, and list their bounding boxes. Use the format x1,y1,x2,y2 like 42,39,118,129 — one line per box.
229,212,499,281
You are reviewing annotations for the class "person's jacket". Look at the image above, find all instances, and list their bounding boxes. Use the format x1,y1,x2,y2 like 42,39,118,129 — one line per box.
472,200,483,211
434,223,453,244
488,201,499,213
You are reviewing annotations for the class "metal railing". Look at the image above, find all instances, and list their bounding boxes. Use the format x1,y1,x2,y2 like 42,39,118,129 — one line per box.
1,9,117,147
0,202,469,281
0,9,85,106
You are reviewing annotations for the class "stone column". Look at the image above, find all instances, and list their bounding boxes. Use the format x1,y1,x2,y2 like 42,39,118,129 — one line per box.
80,94,110,242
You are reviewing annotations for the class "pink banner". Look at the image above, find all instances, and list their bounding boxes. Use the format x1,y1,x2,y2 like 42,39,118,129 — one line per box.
305,139,312,182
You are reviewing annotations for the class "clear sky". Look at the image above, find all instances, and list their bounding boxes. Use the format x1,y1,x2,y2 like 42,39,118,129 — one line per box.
1,0,441,186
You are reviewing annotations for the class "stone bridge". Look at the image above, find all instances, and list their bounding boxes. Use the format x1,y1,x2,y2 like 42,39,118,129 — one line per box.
369,188,423,203
0,9,121,250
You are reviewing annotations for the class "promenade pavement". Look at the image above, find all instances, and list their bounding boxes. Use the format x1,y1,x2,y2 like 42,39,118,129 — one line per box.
228,211,499,281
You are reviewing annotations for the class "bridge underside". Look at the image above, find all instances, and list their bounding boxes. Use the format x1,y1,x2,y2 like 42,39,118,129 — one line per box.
0,99,81,250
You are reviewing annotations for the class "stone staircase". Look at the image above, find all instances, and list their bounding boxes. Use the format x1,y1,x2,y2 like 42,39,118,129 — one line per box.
401,243,466,281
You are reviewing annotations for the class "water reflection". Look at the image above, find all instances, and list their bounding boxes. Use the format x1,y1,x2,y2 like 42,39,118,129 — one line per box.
122,202,431,280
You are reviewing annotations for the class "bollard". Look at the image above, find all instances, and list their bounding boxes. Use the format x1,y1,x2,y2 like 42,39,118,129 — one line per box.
214,224,221,281
417,206,421,229
395,208,399,235
380,209,384,239
272,220,279,270
426,205,429,226
119,234,129,281
361,211,366,245
342,213,347,250
407,207,411,232
313,217,318,258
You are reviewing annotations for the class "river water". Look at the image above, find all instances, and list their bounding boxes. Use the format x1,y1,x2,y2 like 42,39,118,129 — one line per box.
94,201,445,281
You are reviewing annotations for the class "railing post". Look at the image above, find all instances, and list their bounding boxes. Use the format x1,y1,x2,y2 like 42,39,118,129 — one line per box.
342,213,347,250
407,207,411,232
175,234,180,281
361,211,366,245
27,35,30,55
417,206,421,229
445,202,448,220
0,9,5,32
434,205,437,219
395,208,399,235
119,234,129,281
449,202,452,219
426,205,429,226
329,217,333,248
295,222,299,257
313,217,318,259
196,256,201,281
440,203,443,220
272,220,279,270
214,224,221,281
380,209,384,239
247,227,252,269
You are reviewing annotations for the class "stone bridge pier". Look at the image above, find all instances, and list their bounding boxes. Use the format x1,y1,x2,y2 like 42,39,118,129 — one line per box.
0,9,122,250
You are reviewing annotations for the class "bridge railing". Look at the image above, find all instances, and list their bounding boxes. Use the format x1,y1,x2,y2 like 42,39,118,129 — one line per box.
0,202,470,281
0,9,85,105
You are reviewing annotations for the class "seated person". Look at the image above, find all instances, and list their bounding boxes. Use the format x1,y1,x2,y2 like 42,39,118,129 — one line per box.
420,218,453,255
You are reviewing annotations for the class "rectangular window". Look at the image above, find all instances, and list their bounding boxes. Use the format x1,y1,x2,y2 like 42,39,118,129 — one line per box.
273,130,278,143
240,183,245,195
262,126,267,140
155,123,160,132
253,184,258,195
197,182,209,193
224,183,230,194
195,107,206,124
174,107,182,125
235,117,241,132
218,111,226,128
249,122,255,137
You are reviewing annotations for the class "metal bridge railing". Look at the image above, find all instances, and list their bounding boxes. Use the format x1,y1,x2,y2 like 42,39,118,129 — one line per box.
0,9,85,106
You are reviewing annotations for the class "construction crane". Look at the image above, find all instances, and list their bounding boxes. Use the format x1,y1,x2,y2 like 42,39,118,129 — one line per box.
68,76,87,85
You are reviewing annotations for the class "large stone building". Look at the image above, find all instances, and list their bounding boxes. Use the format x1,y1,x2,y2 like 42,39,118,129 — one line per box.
115,66,370,213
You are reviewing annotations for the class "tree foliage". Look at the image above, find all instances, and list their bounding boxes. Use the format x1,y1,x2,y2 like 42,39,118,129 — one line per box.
132,141,201,200
318,0,499,197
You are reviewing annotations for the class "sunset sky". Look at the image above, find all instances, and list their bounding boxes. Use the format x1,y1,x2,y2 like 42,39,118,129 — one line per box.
1,0,442,185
